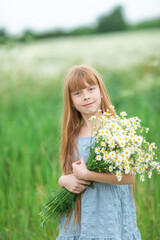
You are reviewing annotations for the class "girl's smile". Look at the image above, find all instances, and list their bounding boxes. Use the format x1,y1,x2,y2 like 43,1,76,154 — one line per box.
83,102,95,107
70,81,102,117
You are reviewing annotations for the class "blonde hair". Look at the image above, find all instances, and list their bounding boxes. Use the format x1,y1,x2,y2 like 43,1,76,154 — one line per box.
59,64,135,231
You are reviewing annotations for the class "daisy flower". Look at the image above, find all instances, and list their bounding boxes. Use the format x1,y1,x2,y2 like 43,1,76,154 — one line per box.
117,136,122,141
109,166,113,172
108,141,116,148
148,155,153,161
95,147,101,154
110,105,115,109
120,111,127,117
115,125,121,131
89,116,96,121
101,148,106,154
119,165,125,171
117,175,122,181
125,166,130,174
116,171,122,177
124,149,131,157
96,155,102,161
148,171,152,178
138,121,141,126
140,175,145,182
129,133,135,139
103,153,109,161
105,137,110,143
124,136,129,142
119,141,126,148
130,129,135,134
101,141,106,147
139,157,144,163
104,130,110,136
99,129,105,136
149,142,156,149
157,165,160,173
137,166,143,174
115,159,122,166
109,151,116,157
120,119,126,126
143,164,148,170
126,121,131,128
136,136,143,144
121,130,127,136
129,117,134,122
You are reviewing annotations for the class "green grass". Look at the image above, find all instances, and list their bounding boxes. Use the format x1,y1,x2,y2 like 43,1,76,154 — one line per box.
0,30,160,239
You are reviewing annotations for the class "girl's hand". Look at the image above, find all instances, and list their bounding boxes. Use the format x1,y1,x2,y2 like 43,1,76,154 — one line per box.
60,174,91,194
72,156,89,180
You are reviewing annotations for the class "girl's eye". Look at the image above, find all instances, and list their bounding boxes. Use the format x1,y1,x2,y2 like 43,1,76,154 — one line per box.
74,91,80,95
74,87,95,95
89,87,95,91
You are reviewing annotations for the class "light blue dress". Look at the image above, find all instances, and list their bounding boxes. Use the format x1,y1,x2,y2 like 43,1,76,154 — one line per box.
56,136,142,240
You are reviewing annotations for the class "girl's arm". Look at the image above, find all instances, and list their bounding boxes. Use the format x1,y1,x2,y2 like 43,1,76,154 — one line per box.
72,158,135,185
84,170,135,185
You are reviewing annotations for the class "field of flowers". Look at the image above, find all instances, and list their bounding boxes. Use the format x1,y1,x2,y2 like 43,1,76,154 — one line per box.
0,29,160,239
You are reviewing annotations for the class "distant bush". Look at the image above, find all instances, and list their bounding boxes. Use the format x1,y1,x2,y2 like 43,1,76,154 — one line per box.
130,17,160,30
68,26,96,36
0,28,9,44
95,6,127,33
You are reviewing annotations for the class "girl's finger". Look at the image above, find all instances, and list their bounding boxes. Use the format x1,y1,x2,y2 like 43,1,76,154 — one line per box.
77,186,87,192
79,180,91,185
73,190,80,194
74,185,88,193
74,187,82,193
75,160,81,164
73,160,81,165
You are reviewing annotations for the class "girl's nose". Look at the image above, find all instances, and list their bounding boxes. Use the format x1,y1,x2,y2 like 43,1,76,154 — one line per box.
83,91,90,100
84,96,90,100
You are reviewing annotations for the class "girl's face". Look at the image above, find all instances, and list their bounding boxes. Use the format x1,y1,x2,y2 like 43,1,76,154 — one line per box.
70,81,102,117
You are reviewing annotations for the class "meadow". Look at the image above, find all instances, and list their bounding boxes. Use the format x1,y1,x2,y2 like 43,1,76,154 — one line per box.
0,29,160,240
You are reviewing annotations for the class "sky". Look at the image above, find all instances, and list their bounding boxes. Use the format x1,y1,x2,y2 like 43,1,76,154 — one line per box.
1,0,160,35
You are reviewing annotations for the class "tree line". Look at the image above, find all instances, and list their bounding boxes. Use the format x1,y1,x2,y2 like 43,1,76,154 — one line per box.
0,6,160,44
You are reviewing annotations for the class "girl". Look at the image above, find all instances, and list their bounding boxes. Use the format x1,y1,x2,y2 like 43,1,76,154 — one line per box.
56,64,141,239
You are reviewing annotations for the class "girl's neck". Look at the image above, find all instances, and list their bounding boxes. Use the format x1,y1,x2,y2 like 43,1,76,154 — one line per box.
81,111,102,129
78,125,93,138
78,118,101,138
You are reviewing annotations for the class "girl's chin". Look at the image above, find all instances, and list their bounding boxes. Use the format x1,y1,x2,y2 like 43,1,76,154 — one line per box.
84,108,98,114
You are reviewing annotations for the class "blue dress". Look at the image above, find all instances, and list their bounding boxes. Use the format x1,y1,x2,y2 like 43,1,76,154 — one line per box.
56,136,142,240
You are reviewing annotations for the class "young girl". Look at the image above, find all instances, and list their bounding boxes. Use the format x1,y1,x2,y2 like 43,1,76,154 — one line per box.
56,64,141,239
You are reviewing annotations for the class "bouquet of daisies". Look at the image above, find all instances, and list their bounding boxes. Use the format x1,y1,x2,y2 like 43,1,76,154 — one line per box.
39,107,160,226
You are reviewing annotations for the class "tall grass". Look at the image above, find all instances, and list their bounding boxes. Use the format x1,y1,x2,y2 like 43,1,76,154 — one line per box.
0,30,160,239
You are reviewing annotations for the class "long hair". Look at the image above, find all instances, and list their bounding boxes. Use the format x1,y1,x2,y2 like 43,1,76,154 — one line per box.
59,64,135,231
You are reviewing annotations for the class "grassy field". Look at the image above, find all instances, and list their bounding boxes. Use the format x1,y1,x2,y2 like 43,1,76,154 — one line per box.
0,29,160,240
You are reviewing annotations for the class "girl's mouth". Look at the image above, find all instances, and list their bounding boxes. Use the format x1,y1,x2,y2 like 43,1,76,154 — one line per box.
83,102,94,107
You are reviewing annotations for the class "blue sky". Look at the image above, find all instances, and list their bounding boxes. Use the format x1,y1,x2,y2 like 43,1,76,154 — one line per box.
1,0,160,35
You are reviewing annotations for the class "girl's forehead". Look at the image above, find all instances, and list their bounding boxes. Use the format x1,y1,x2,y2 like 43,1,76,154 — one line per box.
69,78,97,93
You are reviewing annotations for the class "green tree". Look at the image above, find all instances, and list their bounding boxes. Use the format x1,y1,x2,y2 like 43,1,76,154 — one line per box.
0,28,9,43
96,5,127,33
